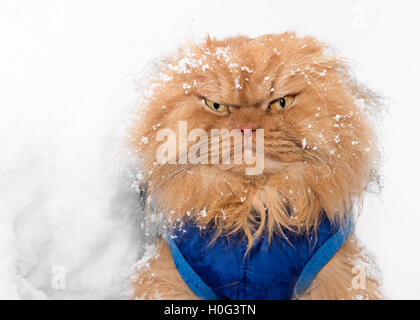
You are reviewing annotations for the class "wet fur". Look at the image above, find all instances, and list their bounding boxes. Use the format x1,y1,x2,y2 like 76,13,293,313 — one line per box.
130,33,383,299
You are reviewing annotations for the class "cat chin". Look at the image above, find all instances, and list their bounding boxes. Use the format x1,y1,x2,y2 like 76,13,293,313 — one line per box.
219,156,299,174
183,157,299,179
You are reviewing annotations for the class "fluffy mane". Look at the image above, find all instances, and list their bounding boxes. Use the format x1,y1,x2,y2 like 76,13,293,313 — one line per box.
130,32,381,247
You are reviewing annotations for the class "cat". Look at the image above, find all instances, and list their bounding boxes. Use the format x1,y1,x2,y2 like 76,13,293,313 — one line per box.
129,32,383,299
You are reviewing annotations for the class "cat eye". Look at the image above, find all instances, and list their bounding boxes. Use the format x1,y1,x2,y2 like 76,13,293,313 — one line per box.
268,95,295,111
202,98,228,113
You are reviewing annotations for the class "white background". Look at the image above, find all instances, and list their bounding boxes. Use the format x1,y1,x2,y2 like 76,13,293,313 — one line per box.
1,0,419,299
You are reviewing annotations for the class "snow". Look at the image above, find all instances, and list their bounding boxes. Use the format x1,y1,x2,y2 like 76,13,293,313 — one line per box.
1,0,420,300
124,243,157,299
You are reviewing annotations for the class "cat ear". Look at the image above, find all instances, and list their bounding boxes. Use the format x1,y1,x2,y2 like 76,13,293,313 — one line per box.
337,63,386,119
298,36,325,56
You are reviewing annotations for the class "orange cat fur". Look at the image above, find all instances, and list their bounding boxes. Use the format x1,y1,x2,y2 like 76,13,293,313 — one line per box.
130,33,383,299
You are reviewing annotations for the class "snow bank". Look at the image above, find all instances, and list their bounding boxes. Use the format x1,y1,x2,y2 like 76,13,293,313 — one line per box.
1,0,419,299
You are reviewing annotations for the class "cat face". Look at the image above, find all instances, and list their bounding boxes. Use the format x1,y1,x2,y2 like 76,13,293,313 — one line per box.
131,33,378,239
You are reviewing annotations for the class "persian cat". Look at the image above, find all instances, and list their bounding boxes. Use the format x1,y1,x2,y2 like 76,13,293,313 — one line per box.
129,33,383,300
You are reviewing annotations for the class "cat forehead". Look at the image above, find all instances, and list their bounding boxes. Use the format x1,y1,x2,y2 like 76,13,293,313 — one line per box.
161,35,334,105
166,34,324,74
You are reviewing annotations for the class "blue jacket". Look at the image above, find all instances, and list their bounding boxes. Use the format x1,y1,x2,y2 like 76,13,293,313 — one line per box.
167,217,353,300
